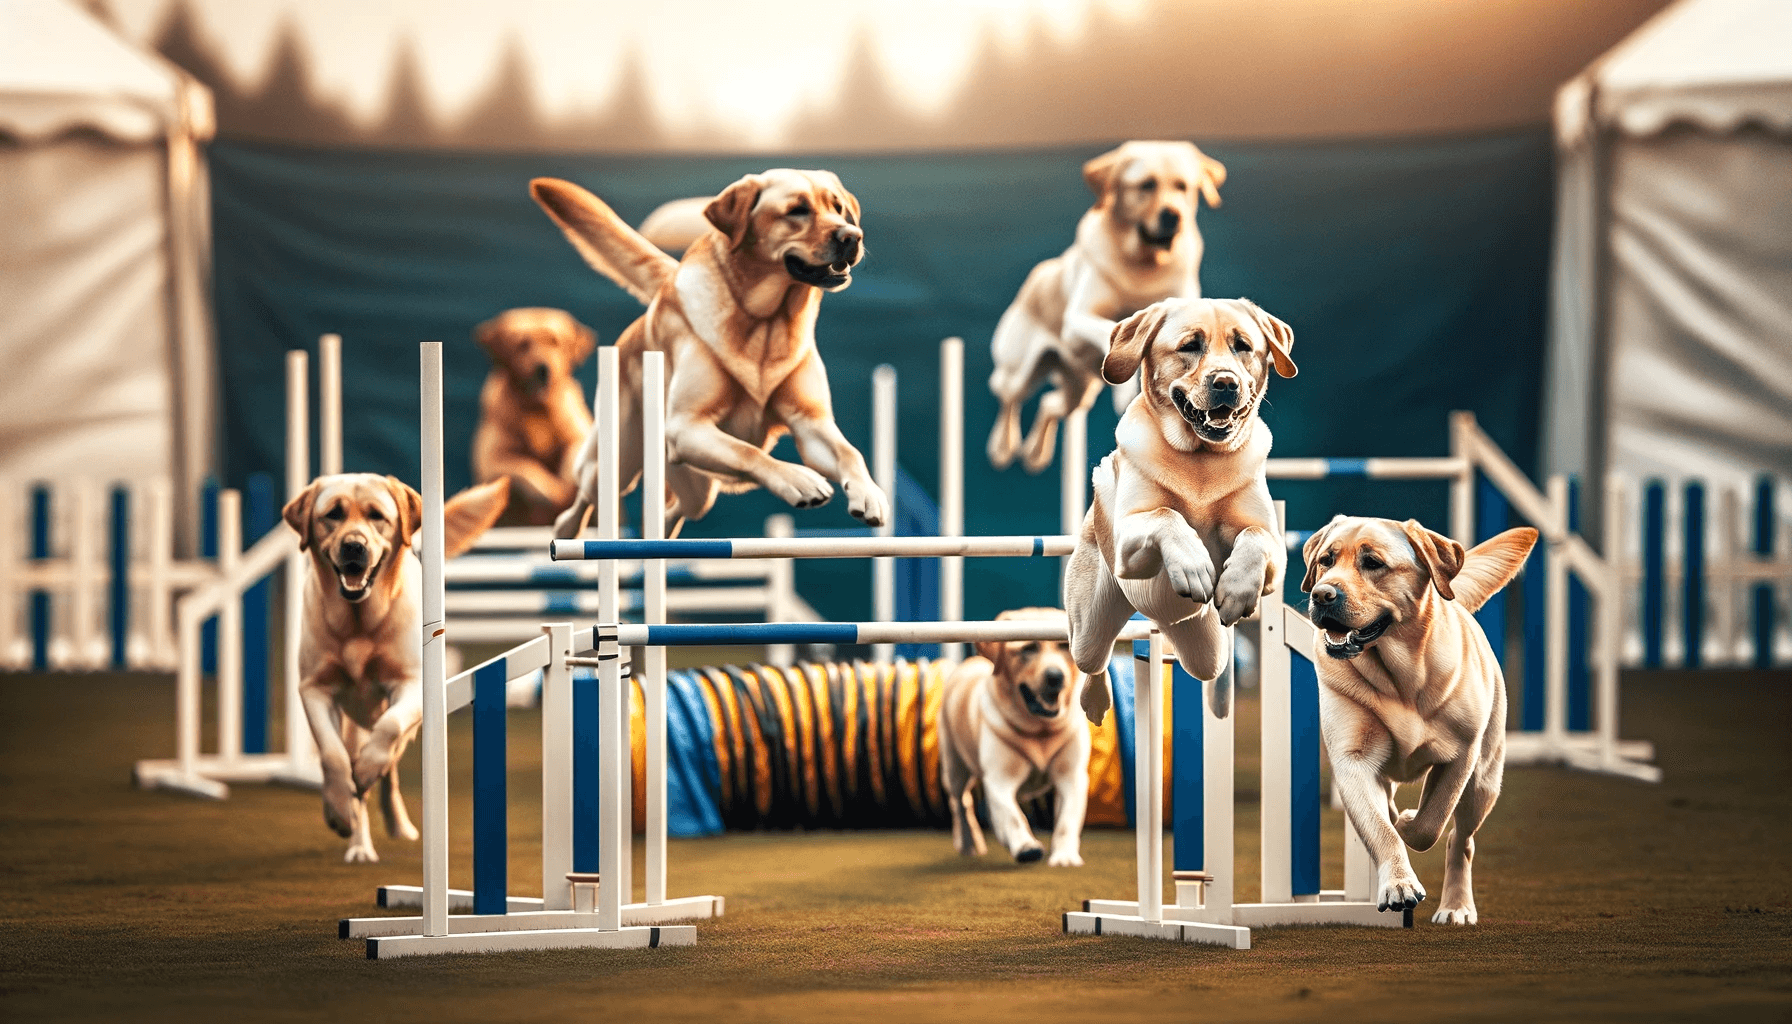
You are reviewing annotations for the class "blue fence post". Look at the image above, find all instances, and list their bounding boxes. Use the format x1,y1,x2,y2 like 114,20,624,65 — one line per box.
1642,481,1666,668
1682,481,1706,669
1473,472,1510,670
242,474,275,754
1170,656,1203,875
1290,652,1321,897
473,659,509,915
110,487,130,669
1567,478,1590,731
1753,477,1776,669
30,485,51,671
200,477,219,675
573,665,601,873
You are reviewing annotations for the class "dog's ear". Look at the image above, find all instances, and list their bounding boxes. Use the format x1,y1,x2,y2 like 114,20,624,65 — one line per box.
473,315,506,359
385,476,424,550
1194,147,1227,209
1082,145,1127,200
1241,299,1297,379
1299,516,1343,593
567,317,597,367
704,174,764,250
1103,302,1169,385
974,639,1005,668
1401,519,1466,601
282,481,321,551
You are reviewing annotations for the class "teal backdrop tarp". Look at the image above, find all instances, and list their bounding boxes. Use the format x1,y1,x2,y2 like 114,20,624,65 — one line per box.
209,130,1553,623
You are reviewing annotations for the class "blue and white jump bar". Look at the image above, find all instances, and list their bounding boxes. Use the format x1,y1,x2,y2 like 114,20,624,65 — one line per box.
551,534,1075,561
572,617,1154,652
1265,457,1467,480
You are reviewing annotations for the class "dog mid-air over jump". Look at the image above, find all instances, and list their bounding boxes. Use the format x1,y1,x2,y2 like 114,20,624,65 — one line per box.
530,170,889,538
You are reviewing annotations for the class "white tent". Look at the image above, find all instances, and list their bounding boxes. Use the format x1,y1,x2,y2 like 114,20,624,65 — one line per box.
1544,0,1792,535
0,0,215,540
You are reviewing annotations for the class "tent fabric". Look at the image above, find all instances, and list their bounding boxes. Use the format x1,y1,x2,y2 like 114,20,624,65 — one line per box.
0,0,201,144
1545,0,1792,494
207,130,1555,621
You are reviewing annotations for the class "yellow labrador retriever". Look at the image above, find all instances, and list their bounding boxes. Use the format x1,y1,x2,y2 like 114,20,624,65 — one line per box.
938,608,1089,866
284,473,509,862
1301,516,1536,924
471,307,594,525
530,171,889,537
988,140,1227,473
1065,297,1297,724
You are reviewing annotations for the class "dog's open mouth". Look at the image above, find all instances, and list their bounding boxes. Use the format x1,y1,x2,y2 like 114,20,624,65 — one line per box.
335,559,378,602
1018,683,1060,718
1137,223,1178,249
783,252,851,289
1171,390,1245,443
1314,612,1393,659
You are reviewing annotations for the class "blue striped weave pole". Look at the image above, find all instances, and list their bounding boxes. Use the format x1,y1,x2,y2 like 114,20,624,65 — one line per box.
30,485,50,671
1568,478,1590,731
110,487,130,669
551,535,1065,561
473,658,508,916
595,620,1153,648
1642,481,1666,668
242,474,275,754
1289,651,1321,897
1472,472,1510,669
1753,477,1775,669
1682,481,1706,669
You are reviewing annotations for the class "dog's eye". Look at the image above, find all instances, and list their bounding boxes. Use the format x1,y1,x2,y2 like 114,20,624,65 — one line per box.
367,508,385,522
1360,553,1385,571
1019,642,1040,658
1138,177,1158,191
1231,335,1251,354
787,203,810,218
1176,330,1204,353
1317,552,1335,569
1172,179,1189,192
322,506,344,521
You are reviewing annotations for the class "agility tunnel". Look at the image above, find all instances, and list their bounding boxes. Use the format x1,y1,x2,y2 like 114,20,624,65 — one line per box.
598,654,1155,837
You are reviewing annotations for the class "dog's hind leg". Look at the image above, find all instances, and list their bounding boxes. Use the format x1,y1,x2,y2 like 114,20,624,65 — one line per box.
941,743,985,856
1157,608,1231,718
339,720,379,863
1065,539,1133,725
379,734,419,841
978,747,1044,863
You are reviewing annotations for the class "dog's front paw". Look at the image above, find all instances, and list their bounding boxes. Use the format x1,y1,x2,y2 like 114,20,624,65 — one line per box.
1081,673,1112,725
1431,904,1477,925
352,742,396,796
1047,848,1084,867
321,776,357,839
1014,843,1045,864
1376,866,1426,913
1163,547,1215,605
1212,563,1265,626
767,463,834,510
843,477,889,528
343,841,379,864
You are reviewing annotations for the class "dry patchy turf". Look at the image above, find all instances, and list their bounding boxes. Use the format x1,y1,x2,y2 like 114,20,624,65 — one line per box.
1,670,1788,1023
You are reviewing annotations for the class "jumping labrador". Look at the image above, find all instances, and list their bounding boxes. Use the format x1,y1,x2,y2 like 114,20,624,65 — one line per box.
1301,516,1537,924
1064,297,1297,724
471,307,595,525
284,473,509,862
938,608,1090,866
530,171,889,537
988,140,1227,474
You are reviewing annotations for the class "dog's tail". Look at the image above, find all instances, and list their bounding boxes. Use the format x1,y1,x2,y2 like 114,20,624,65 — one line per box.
1450,527,1538,613
442,478,511,560
530,178,679,305
638,196,715,254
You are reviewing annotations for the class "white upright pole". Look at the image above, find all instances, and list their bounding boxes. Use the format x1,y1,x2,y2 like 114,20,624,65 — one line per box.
541,621,573,911
1449,411,1475,548
1598,474,1624,767
764,515,796,667
595,346,625,930
1716,486,1739,663
319,334,343,476
1061,409,1087,579
0,480,15,668
939,339,964,664
1204,633,1235,917
1137,630,1164,923
1545,474,1570,754
70,479,98,667
1259,506,1291,906
418,342,449,939
149,479,174,667
872,365,897,665
284,351,315,774
642,350,668,907
217,488,242,762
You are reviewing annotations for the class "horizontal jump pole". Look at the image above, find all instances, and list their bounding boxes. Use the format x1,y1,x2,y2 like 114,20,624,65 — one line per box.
550,535,1074,561
569,618,1153,651
1264,457,1467,480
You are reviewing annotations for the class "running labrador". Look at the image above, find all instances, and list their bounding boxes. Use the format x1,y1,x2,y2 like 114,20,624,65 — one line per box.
285,473,509,862
1065,297,1296,725
938,608,1090,866
471,307,594,525
530,171,889,537
1301,516,1537,924
988,140,1227,474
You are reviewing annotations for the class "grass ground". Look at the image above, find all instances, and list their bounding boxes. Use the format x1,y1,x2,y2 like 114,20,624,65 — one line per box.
2,669,1788,1023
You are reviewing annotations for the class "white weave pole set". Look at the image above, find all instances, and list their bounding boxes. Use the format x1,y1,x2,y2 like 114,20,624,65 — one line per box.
133,334,340,798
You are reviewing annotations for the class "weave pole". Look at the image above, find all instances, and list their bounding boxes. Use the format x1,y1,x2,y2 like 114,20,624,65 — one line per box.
419,342,449,938
939,338,965,663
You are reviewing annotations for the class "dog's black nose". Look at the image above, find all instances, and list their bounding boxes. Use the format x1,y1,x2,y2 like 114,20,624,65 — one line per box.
339,539,367,563
831,226,861,264
1207,373,1241,408
1157,208,1181,235
1311,583,1339,607
1041,667,1065,691
530,364,550,389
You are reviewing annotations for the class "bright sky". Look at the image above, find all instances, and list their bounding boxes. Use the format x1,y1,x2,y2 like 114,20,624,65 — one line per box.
105,0,1147,146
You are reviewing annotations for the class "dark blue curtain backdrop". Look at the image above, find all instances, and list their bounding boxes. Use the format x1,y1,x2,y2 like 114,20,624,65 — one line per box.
209,130,1553,622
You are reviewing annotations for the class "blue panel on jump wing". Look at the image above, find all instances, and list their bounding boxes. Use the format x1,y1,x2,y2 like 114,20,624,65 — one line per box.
1170,658,1204,872
573,665,600,874
472,659,508,916
1290,651,1322,897
1113,653,1137,828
